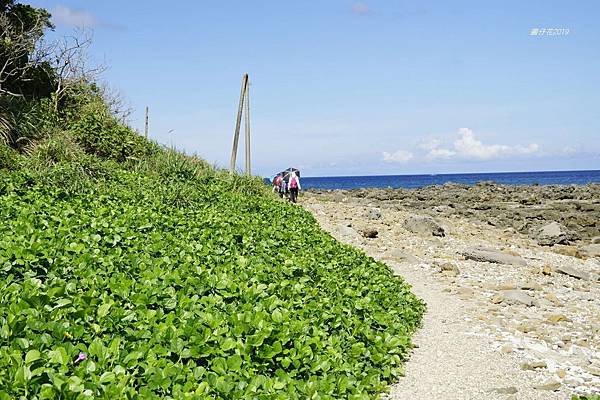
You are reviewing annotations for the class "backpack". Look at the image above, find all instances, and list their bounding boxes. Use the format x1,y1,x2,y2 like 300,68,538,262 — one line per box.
289,177,298,189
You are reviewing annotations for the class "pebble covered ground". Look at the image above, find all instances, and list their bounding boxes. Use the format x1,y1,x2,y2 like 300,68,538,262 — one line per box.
302,187,600,399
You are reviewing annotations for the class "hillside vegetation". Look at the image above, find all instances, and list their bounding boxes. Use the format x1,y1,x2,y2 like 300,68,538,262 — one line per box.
0,1,424,398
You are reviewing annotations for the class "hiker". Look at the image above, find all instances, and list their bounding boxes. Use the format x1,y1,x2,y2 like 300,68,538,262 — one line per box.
272,174,282,194
279,177,287,198
288,172,301,203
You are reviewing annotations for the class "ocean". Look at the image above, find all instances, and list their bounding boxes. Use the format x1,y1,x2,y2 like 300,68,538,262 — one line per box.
300,170,600,190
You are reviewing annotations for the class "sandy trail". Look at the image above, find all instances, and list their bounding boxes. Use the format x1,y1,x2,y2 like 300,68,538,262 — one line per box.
383,262,564,399
301,193,600,399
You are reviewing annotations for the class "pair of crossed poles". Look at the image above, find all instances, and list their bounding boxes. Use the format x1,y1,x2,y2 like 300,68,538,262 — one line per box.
230,73,251,176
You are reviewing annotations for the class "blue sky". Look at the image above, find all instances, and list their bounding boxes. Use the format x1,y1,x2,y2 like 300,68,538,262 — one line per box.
33,0,600,177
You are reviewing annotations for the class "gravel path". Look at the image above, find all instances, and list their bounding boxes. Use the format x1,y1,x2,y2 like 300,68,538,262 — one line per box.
384,262,566,399
300,195,593,399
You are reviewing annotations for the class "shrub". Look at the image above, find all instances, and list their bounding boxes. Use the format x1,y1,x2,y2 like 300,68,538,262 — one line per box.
25,133,85,166
68,98,157,163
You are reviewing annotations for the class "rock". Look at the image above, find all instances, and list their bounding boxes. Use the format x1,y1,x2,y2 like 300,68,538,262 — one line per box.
553,245,583,258
533,380,561,391
498,282,517,290
462,246,527,266
492,386,518,395
366,207,381,220
541,265,553,275
586,366,600,377
501,290,536,306
547,314,569,324
556,265,591,281
519,281,543,291
439,263,460,277
500,344,513,353
521,361,547,370
580,243,600,258
490,294,504,304
517,322,536,333
457,287,474,300
556,369,567,379
403,215,445,237
383,249,418,264
545,292,561,306
338,225,358,238
592,236,600,244
361,228,378,239
537,222,569,246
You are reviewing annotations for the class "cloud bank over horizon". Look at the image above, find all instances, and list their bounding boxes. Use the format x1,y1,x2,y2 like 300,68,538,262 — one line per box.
383,128,541,164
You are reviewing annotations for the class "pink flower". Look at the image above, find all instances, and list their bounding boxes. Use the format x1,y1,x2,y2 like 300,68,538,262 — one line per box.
75,352,87,363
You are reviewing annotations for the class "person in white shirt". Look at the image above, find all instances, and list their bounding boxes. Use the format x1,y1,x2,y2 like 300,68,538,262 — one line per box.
288,172,301,203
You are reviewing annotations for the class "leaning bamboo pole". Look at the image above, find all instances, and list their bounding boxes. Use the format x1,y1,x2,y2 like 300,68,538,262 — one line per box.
230,74,248,174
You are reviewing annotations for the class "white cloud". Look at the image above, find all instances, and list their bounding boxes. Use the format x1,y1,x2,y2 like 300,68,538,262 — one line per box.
424,128,539,161
351,3,372,15
427,147,456,159
454,128,538,159
382,150,413,163
52,5,99,28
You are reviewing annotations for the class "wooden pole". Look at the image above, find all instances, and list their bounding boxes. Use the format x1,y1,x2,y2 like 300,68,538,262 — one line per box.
230,74,248,174
244,78,251,176
144,106,149,139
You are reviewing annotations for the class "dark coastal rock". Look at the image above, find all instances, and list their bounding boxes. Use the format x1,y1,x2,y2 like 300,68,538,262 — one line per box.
462,246,527,266
439,263,460,276
337,183,600,244
403,215,445,237
536,222,569,246
361,228,378,239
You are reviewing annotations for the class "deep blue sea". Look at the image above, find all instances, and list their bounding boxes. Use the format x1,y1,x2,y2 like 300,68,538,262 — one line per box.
299,170,600,190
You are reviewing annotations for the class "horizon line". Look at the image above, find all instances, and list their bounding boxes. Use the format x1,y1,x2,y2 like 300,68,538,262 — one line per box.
298,168,600,179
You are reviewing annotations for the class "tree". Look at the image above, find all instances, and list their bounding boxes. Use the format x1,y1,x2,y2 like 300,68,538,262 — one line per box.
0,0,55,99
48,29,105,111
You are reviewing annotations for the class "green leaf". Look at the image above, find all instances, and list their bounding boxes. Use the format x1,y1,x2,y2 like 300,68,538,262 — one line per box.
97,302,112,318
227,354,243,371
48,347,68,365
99,372,116,384
25,349,41,364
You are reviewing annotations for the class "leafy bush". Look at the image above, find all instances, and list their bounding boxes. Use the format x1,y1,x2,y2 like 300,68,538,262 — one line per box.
25,133,85,166
0,160,425,398
572,396,600,400
68,100,156,163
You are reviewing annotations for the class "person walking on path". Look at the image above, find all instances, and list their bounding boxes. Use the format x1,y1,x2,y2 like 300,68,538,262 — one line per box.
272,174,283,195
288,172,301,203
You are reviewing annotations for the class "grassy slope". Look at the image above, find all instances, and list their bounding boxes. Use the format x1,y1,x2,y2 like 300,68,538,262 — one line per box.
0,139,424,398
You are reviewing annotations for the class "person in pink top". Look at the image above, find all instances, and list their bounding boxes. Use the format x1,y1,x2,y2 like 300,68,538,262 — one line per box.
288,172,301,203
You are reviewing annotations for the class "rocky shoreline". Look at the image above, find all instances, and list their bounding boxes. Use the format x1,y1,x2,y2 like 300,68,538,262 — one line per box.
308,182,600,256
302,182,600,398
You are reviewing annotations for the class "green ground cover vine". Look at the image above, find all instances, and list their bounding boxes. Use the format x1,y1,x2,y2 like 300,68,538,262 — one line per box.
0,151,425,399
